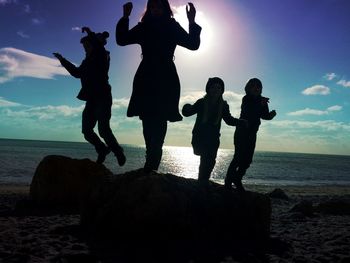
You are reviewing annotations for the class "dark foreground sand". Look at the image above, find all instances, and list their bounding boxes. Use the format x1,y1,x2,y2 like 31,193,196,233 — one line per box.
0,184,349,263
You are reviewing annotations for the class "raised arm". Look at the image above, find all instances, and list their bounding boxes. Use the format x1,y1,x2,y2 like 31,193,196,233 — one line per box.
116,2,142,46
175,3,201,50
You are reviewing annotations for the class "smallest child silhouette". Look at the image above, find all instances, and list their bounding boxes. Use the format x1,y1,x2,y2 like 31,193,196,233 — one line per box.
182,77,246,184
225,78,276,191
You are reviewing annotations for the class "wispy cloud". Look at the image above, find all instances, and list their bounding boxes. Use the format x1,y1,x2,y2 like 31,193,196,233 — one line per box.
337,79,350,88
302,85,330,95
0,97,21,107
324,72,337,81
31,18,43,25
327,105,342,111
270,120,350,132
23,4,30,13
0,0,17,5
17,31,30,39
72,26,81,31
3,104,84,120
288,105,342,116
0,47,69,84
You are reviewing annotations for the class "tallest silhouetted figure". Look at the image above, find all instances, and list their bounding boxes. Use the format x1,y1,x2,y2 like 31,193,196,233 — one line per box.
116,0,201,172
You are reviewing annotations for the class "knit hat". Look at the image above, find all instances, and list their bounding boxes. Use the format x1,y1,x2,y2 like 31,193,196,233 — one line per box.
205,77,225,94
80,31,109,46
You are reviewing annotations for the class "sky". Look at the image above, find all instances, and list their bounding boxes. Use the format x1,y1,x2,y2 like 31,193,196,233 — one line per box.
0,0,349,155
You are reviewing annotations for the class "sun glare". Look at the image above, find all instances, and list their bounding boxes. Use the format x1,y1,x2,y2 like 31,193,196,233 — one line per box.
173,5,213,54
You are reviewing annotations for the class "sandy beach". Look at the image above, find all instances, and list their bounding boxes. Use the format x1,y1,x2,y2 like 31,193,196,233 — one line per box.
1,184,349,263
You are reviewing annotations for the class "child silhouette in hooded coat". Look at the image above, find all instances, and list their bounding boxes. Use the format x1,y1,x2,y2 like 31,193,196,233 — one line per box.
225,78,276,191
182,77,246,183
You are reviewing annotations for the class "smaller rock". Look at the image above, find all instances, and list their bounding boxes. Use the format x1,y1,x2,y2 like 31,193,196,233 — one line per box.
290,200,314,217
316,198,350,215
268,188,289,200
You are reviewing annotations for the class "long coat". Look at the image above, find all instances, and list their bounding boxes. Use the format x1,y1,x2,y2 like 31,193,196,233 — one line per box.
116,17,201,122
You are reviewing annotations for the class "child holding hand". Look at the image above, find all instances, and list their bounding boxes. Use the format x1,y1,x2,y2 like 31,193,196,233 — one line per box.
182,77,246,183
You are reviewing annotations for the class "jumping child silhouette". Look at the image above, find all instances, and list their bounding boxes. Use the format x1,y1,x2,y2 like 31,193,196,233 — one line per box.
53,27,126,166
182,77,246,183
225,78,276,191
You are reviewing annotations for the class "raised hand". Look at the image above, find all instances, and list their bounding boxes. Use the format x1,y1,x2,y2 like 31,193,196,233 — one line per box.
81,27,92,34
186,2,196,24
53,52,63,61
123,2,133,18
270,110,277,119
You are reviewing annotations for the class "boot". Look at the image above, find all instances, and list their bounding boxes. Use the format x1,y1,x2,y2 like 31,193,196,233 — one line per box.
115,146,126,166
233,169,246,192
96,146,111,164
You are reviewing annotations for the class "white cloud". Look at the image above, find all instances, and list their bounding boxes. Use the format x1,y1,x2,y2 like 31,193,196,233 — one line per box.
72,27,81,31
327,105,342,111
302,85,330,95
0,97,21,107
31,18,43,25
270,120,350,132
288,105,342,116
0,47,69,84
3,104,84,120
112,98,129,109
17,31,30,39
288,108,328,116
324,73,337,81
337,79,350,88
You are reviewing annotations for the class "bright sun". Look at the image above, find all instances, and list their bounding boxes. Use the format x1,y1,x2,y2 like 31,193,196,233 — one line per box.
173,5,213,54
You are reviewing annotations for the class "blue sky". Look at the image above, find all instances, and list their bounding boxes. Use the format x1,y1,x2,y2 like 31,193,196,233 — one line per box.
0,0,349,155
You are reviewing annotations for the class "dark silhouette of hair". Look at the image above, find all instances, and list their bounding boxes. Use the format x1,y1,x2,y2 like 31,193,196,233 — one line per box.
244,78,263,94
141,0,173,22
206,77,225,94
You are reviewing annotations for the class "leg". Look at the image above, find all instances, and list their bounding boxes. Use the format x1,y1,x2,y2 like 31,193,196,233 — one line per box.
142,118,167,172
224,157,239,189
233,133,257,191
82,102,109,162
198,149,217,184
97,100,125,166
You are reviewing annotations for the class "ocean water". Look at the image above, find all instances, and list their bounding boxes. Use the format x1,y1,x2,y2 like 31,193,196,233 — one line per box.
0,138,349,186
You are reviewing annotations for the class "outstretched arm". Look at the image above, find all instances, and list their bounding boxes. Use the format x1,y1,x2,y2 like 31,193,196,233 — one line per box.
222,103,246,126
53,53,81,78
182,103,198,117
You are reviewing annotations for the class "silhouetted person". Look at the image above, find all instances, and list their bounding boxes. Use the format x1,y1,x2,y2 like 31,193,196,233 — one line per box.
116,1,201,172
225,78,276,191
182,77,246,184
53,27,126,166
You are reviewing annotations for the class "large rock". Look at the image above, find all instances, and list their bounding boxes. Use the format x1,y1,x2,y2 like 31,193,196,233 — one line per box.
81,169,271,245
30,155,112,210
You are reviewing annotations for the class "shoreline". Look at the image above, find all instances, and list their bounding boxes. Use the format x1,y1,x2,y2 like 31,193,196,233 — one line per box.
1,183,349,196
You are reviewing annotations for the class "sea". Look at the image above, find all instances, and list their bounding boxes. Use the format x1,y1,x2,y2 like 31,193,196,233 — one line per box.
0,138,350,187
